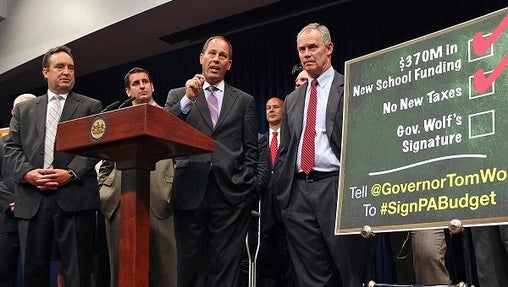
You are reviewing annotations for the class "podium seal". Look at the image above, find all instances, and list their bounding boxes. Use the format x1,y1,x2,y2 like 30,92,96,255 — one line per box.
89,115,107,141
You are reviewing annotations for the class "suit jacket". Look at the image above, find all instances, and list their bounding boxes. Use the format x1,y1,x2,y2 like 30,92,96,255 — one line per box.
255,134,273,231
165,83,258,209
4,92,102,219
98,159,175,220
260,131,278,232
255,133,270,199
272,70,344,210
0,136,17,233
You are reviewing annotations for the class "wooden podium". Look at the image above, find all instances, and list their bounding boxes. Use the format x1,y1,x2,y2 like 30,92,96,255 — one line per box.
56,104,214,287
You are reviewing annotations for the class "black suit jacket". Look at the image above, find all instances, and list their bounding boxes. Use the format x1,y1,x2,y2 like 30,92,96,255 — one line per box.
255,133,271,198
4,92,102,219
260,131,279,232
165,83,258,209
254,133,274,232
272,70,344,210
0,136,17,233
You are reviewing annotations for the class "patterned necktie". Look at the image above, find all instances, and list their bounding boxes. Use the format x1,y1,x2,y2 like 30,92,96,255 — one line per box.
301,79,318,175
44,95,63,168
270,131,278,166
207,86,219,127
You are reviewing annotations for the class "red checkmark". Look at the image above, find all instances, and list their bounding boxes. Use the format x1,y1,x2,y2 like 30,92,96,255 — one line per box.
472,15,508,56
474,55,508,94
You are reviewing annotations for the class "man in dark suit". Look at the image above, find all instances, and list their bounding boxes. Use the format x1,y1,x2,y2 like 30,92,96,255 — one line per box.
98,67,177,287
471,226,508,286
241,132,271,286
271,23,368,286
4,45,102,287
0,94,36,287
165,36,258,287
255,97,295,287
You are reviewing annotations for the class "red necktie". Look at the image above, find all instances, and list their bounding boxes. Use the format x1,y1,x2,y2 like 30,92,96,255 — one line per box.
270,131,278,166
301,79,318,175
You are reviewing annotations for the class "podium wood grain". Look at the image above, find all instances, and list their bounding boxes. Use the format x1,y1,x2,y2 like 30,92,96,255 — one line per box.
56,104,214,287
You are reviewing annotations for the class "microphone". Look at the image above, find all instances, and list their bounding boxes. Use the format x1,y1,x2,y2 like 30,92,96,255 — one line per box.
118,97,134,109
100,101,120,113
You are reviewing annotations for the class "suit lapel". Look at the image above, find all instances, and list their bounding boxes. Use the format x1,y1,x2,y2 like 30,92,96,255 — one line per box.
216,84,236,129
293,84,307,141
195,90,214,129
195,84,236,131
60,92,79,121
35,95,48,138
325,71,344,139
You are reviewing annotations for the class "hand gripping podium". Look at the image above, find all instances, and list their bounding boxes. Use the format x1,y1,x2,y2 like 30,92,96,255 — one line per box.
56,104,214,287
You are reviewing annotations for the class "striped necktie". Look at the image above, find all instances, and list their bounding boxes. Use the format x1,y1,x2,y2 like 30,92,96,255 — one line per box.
207,86,219,127
44,95,63,169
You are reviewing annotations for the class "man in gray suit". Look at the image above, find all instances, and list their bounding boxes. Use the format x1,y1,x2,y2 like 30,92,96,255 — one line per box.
271,23,368,286
4,45,102,287
98,67,177,287
165,36,258,287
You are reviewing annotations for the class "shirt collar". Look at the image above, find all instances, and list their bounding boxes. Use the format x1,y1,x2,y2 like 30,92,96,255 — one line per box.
308,66,334,89
47,90,69,101
270,127,280,134
203,80,225,93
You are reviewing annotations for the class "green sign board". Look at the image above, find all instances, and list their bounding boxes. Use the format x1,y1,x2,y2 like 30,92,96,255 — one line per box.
337,8,508,234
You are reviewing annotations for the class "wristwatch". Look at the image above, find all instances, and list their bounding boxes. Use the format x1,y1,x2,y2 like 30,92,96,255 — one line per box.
68,169,77,181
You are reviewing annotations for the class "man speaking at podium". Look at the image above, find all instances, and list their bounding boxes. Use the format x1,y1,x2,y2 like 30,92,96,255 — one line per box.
165,36,258,287
4,45,102,287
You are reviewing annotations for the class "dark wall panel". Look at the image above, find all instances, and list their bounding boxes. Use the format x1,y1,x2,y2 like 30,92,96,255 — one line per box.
2,0,505,132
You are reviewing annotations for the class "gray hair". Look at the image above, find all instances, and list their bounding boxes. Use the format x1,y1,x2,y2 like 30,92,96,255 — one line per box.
13,93,36,108
297,23,332,46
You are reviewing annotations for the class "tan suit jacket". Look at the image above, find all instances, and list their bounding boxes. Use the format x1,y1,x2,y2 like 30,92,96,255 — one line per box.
99,159,174,220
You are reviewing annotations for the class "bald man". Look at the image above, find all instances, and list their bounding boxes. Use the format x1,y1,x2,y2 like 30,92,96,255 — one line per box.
256,97,295,286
